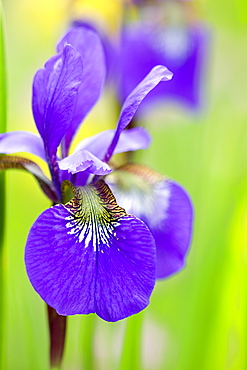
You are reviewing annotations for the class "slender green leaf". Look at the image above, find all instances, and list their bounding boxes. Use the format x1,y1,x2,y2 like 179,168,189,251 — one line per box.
0,2,6,369
0,3,6,129
120,313,143,370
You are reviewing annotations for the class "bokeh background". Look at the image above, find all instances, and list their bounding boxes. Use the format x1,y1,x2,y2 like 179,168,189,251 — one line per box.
1,0,247,369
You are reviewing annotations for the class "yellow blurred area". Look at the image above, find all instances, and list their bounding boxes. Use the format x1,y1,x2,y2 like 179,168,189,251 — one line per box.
6,0,123,37
70,0,123,31
15,0,67,35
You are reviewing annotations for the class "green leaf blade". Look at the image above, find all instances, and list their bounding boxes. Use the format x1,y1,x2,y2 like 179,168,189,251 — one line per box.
0,2,7,369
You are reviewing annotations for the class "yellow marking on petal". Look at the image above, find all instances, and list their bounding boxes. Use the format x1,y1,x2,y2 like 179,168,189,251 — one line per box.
62,180,127,252
61,180,75,204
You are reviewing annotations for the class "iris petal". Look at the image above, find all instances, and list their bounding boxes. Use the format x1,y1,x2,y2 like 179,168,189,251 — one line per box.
32,44,83,158
106,164,193,279
57,26,106,154
25,180,156,321
104,65,173,162
74,127,151,159
0,131,46,161
151,181,193,278
58,149,112,175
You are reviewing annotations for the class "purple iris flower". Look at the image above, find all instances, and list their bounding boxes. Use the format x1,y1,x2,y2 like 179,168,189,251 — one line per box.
0,25,193,321
118,20,208,111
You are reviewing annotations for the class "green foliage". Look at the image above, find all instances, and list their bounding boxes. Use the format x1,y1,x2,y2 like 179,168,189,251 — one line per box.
0,2,6,369
2,1,247,369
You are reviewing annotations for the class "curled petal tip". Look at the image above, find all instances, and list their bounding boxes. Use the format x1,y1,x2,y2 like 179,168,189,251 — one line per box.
153,65,173,81
58,149,112,175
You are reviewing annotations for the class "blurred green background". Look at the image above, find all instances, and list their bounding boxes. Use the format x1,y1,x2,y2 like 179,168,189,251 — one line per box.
1,0,247,369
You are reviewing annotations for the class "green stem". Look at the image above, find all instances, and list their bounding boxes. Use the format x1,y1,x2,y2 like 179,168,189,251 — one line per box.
0,2,6,369
120,312,144,370
47,305,67,369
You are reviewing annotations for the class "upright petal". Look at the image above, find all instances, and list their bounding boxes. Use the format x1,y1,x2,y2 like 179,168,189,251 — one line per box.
104,65,173,162
32,44,83,159
71,20,117,82
25,180,156,321
0,131,46,161
106,164,193,279
57,26,106,154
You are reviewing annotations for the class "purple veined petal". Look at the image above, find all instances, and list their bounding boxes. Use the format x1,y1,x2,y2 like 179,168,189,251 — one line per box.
25,180,156,321
58,149,112,176
59,167,74,185
95,214,155,321
57,26,106,155
151,181,193,278
104,65,173,162
72,171,91,187
32,44,83,159
106,164,193,279
0,131,46,161
71,20,118,83
74,127,151,160
113,127,151,153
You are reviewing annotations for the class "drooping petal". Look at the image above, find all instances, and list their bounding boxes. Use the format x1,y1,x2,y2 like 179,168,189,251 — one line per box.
0,155,57,202
104,65,173,162
57,26,106,154
32,44,83,159
25,180,156,321
0,131,46,161
58,149,112,175
151,181,193,278
106,164,193,279
119,21,208,110
74,127,151,159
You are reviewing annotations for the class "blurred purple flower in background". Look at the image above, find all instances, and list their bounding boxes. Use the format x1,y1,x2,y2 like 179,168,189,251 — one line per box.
118,21,208,111
89,0,208,114
0,25,193,321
